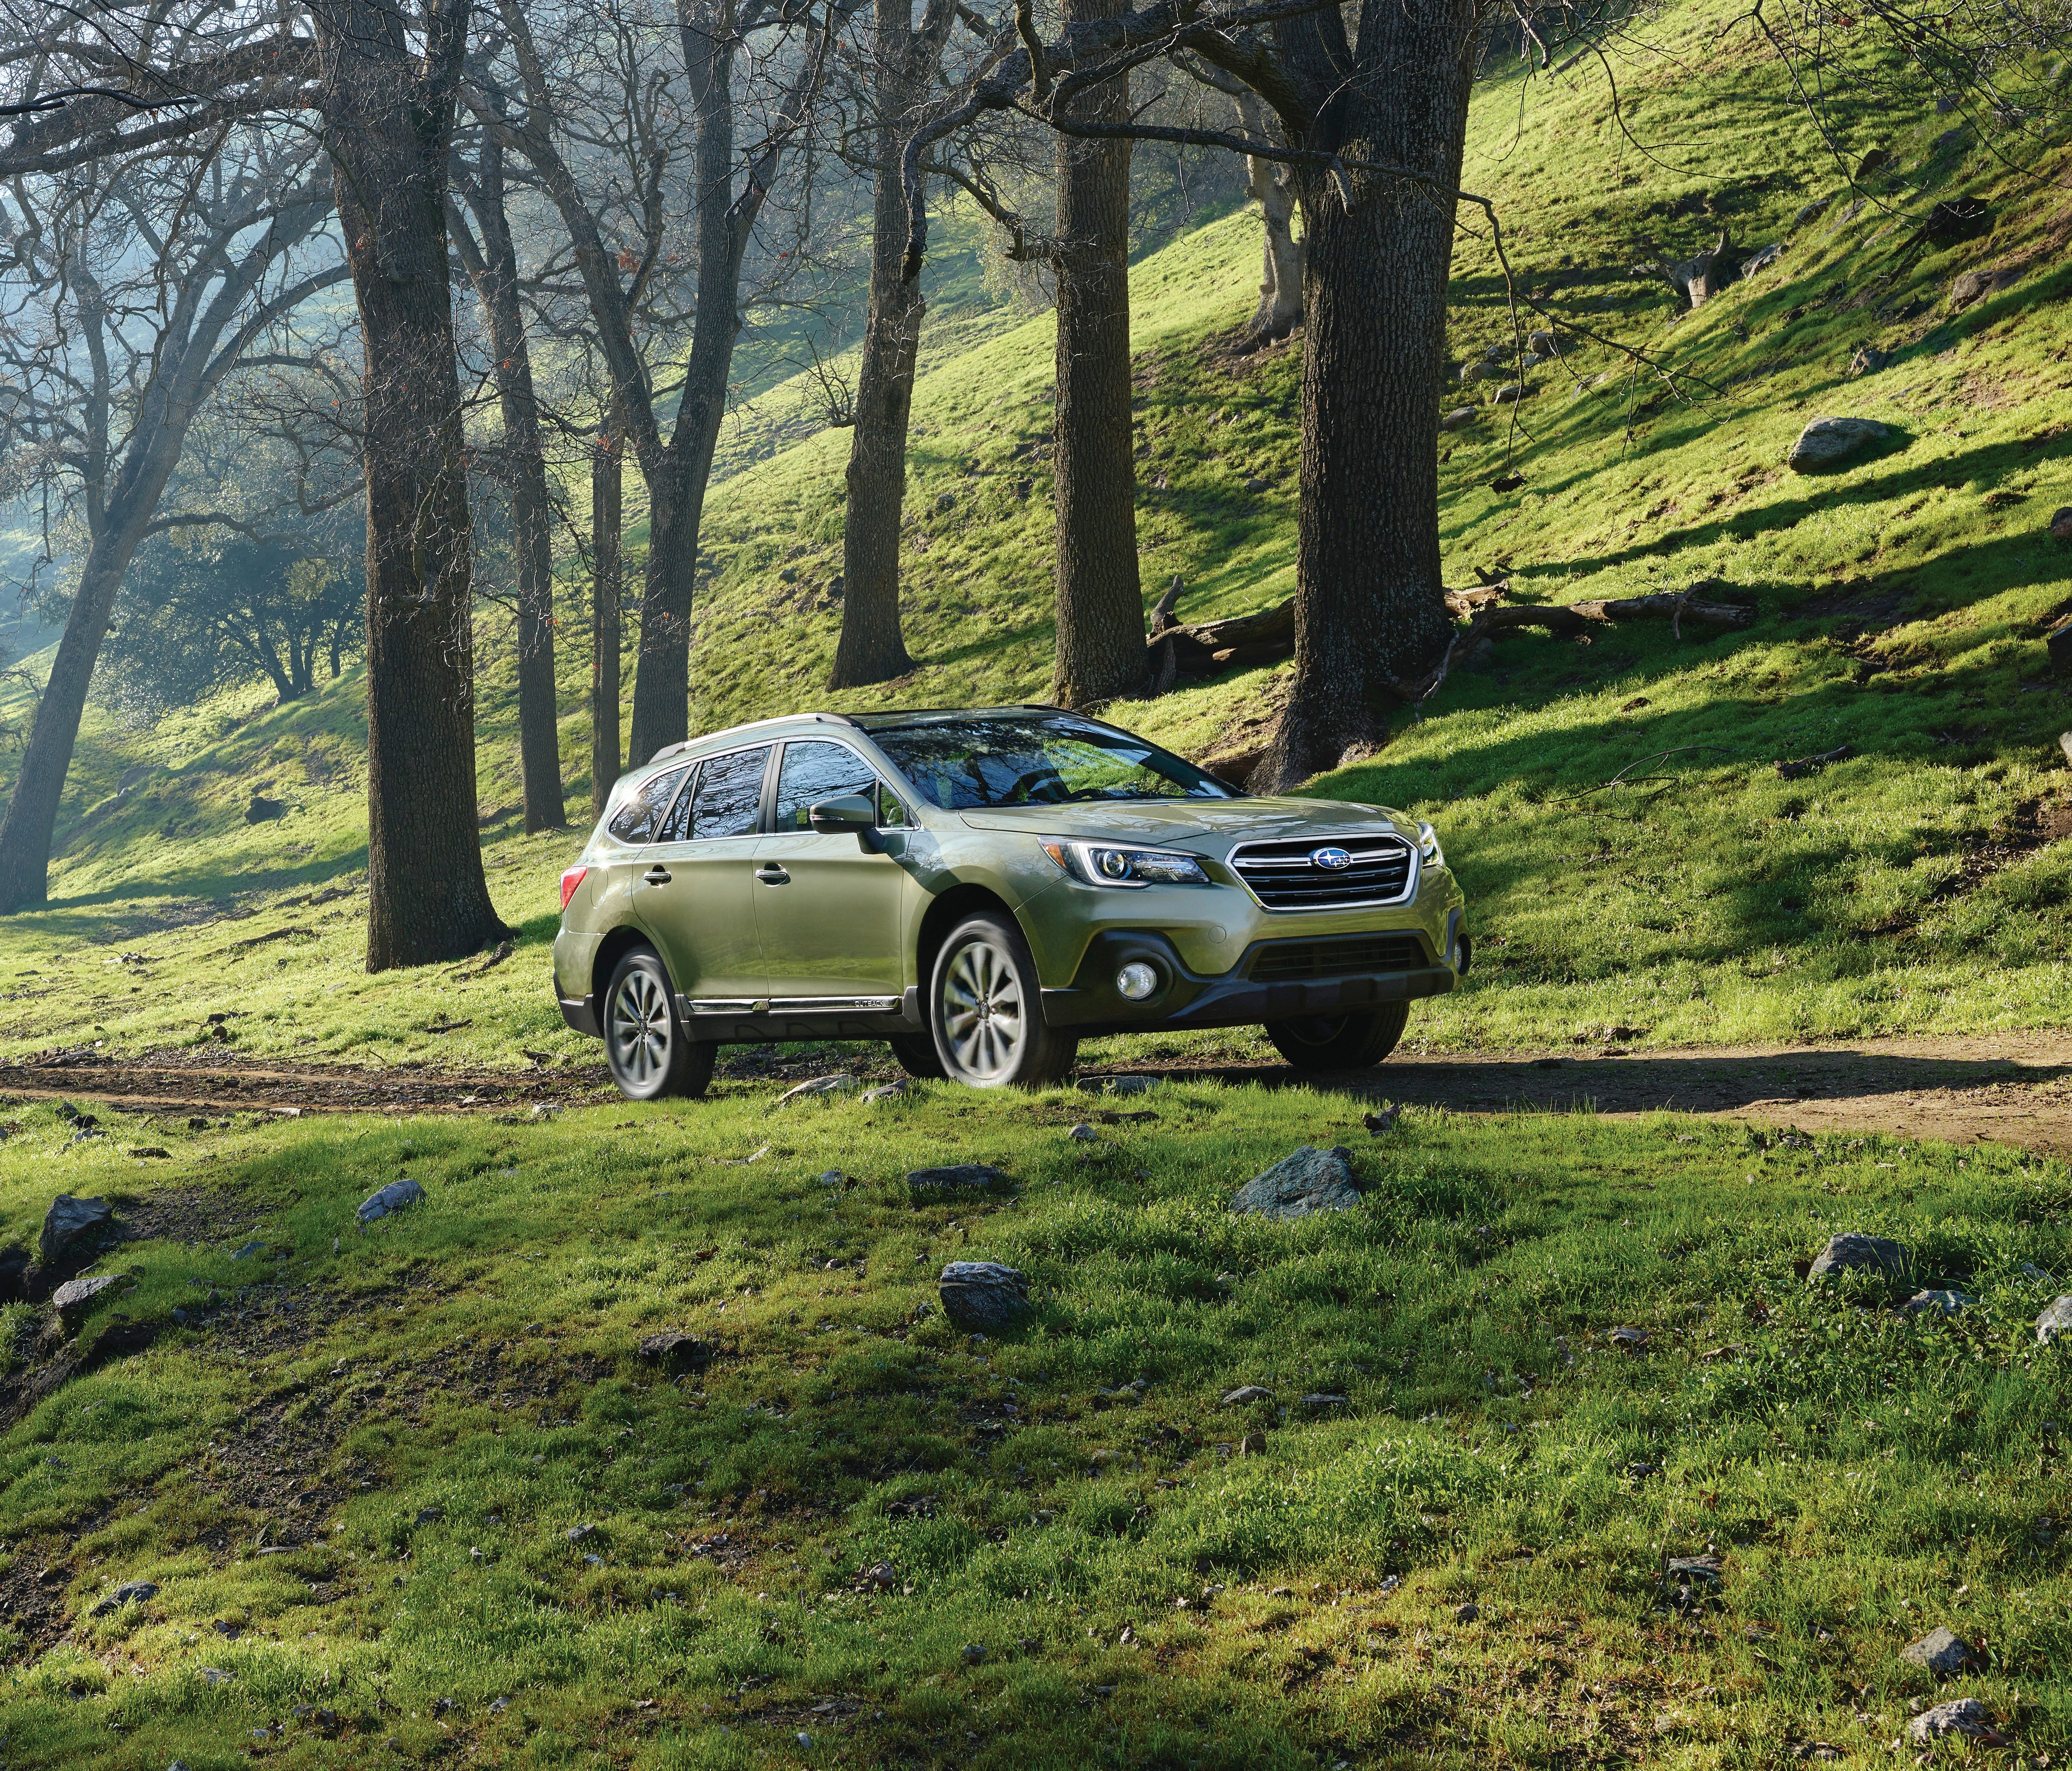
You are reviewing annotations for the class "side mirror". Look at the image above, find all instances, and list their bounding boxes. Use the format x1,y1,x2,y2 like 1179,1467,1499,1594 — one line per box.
807,794,877,834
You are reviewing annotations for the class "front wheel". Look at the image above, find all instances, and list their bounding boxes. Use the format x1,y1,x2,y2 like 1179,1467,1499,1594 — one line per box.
930,913,1078,1089
1264,1001,1410,1073
603,947,715,1101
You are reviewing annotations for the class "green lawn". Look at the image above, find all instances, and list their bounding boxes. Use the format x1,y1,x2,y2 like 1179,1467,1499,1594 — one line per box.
0,1081,2066,1765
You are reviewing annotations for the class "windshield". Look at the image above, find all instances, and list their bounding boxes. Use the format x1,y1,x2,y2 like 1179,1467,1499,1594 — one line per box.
868,715,1239,810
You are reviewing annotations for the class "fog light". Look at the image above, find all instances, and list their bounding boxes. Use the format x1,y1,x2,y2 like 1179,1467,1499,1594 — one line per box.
1115,961,1159,1001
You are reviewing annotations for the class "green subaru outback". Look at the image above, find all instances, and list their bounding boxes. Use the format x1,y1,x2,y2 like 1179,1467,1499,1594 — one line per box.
554,706,1468,1099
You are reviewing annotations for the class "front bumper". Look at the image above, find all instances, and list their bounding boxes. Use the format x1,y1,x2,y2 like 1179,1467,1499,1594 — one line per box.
1039,928,1460,1036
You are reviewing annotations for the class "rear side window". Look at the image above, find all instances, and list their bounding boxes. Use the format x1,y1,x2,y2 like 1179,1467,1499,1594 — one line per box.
606,764,690,844
687,745,771,839
773,740,883,831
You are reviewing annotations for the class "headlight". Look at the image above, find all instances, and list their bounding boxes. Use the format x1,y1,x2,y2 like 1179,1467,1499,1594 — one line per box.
1039,840,1210,888
1417,821,1445,869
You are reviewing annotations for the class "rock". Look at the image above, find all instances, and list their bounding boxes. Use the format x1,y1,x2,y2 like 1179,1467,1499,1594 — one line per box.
1439,406,1478,431
861,1081,907,1102
1900,1289,1973,1317
1855,146,1891,178
960,1643,987,1664
934,491,957,512
1808,1231,1911,1285
89,1579,159,1616
232,1241,266,1261
2049,508,2072,542
1848,345,1890,377
1740,241,1783,276
198,1667,232,1684
860,1561,898,1590
357,1178,426,1224
1791,196,1831,229
1950,265,2022,311
1608,1326,1649,1349
245,794,288,823
2037,1296,2072,1343
818,1170,845,1188
776,1075,854,1106
1461,360,1496,383
1667,1555,1723,1583
130,1146,170,1159
1909,1697,2004,1745
1787,417,1891,471
53,1273,123,1328
566,1524,595,1543
1362,1107,1398,1133
415,1507,443,1525
638,1331,713,1370
1067,1124,1099,1142
938,1262,1031,1334
1454,1601,1480,1623
1078,1074,1157,1095
1901,1625,1976,1674
1230,1146,1361,1221
906,1163,1008,1197
40,1195,113,1266
1299,1392,1348,1409
1492,382,1527,404
1242,476,1269,494
1220,1386,1273,1406
2020,1261,2060,1284
1526,328,1558,354
1837,197,1866,225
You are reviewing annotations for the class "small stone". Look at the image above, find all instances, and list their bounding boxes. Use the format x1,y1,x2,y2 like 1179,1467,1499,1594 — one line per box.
1526,328,1558,354
1221,1386,1273,1406
1491,382,1527,404
1900,1289,1972,1317
1242,476,1269,494
796,1730,815,1749
2036,1296,2072,1344
1791,196,1831,229
1454,1601,1480,1623
1078,1074,1158,1095
1909,1697,2003,1745
1067,1124,1099,1142
2049,507,2072,542
357,1178,426,1224
40,1194,113,1265
1299,1392,1348,1409
1362,1107,1398,1133
860,1561,898,1590
1229,1146,1360,1221
52,1272,123,1329
1439,406,1479,431
1667,1555,1723,1583
960,1643,987,1664
1950,265,2022,311
198,1668,232,1685
1901,1625,1975,1674
529,1104,557,1122
1740,242,1784,277
1787,416,1892,471
1608,1326,1649,1349
1848,345,1890,377
818,1170,844,1187
415,1507,442,1525
584,1553,603,1567
861,1082,907,1102
638,1330,713,1370
1808,1231,1911,1285
89,1579,159,1616
906,1163,1009,1197
566,1524,596,1543
934,491,956,513
939,1262,1031,1333
776,1075,854,1106
130,1146,171,1159
232,1241,266,1261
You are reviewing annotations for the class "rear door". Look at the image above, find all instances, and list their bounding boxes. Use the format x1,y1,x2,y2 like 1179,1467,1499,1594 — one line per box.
755,738,909,1004
638,744,772,1008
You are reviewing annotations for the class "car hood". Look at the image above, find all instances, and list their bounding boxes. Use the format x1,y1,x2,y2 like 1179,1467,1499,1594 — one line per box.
954,797,1413,853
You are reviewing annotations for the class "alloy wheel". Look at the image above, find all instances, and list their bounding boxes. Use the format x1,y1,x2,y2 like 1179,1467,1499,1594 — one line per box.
940,936,1024,1081
609,966,672,1088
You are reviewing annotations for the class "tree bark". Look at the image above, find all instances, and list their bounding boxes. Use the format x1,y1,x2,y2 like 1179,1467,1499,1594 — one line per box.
454,137,566,833
590,423,624,823
1251,0,1484,790
319,0,505,968
1234,88,1303,348
1050,0,1145,710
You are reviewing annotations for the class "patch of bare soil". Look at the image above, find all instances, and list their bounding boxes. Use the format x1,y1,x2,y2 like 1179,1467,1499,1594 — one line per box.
1086,1032,2072,1156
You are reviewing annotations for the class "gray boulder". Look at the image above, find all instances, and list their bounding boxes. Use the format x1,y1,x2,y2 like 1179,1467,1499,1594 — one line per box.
357,1178,426,1224
1901,1625,1975,1675
1787,417,1892,471
1900,1288,1972,1317
906,1164,1008,1198
1849,345,1891,377
1808,1231,1911,1285
1740,242,1784,276
1230,1146,1361,1221
41,1195,113,1265
2036,1295,2072,1344
53,1272,123,1329
938,1262,1031,1334
1908,1697,2001,1745
90,1579,159,1617
1492,382,1528,404
1526,328,1558,355
1440,407,1479,431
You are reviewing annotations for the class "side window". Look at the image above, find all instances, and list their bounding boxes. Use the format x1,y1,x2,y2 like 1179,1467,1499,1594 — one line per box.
657,761,702,842
687,745,771,839
875,780,908,828
606,764,690,845
774,740,880,831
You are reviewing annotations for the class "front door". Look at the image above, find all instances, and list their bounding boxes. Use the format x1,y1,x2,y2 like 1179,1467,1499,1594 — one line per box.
755,738,909,1004
638,744,772,1008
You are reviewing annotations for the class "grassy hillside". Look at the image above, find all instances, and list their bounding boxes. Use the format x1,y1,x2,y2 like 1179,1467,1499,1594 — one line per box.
3,0,2072,1070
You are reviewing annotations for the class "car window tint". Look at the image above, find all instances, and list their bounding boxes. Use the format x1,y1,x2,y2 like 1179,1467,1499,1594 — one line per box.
870,716,1235,810
606,764,691,844
657,761,702,842
875,780,908,828
688,746,771,838
773,740,881,831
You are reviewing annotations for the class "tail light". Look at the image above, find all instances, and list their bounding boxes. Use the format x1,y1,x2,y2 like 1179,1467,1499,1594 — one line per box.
559,865,589,912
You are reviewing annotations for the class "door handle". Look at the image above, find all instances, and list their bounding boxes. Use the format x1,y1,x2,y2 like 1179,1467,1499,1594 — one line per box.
642,866,672,886
754,864,791,886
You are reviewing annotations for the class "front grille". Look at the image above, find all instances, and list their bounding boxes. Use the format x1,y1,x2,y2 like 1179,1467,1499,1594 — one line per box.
1227,835,1416,909
1247,933,1429,982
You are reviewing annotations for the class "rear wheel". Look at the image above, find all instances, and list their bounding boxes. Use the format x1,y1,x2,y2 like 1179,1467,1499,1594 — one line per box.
603,947,715,1100
930,912,1078,1089
1264,1001,1410,1073
887,1032,947,1080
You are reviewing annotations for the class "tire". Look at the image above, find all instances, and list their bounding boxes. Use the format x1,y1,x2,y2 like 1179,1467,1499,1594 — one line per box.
602,946,715,1101
929,912,1078,1089
887,1032,947,1080
1264,1001,1410,1073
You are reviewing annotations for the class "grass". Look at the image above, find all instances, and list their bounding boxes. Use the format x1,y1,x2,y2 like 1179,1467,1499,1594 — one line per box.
0,1081,2067,1765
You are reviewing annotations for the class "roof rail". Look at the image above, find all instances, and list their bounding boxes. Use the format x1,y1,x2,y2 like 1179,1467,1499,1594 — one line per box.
646,711,854,766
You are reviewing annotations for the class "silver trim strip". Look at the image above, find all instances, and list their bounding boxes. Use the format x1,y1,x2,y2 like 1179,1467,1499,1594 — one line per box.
687,998,759,1014
1224,836,1421,912
770,995,902,1013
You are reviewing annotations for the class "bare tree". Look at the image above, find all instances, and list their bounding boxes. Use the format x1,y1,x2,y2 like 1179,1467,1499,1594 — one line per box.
0,126,345,912
1176,55,1301,347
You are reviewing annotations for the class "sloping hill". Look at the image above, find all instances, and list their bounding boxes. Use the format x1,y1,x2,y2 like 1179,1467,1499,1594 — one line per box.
3,0,2071,1069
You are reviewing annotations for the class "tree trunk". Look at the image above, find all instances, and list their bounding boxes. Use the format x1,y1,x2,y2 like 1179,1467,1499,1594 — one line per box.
828,0,926,691
1252,0,1481,790
1050,0,1145,709
1235,88,1303,348
458,137,566,832
0,523,149,910
321,0,504,968
590,425,624,823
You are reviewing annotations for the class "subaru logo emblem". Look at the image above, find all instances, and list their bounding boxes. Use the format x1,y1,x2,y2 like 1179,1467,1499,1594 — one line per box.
1310,846,1352,871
